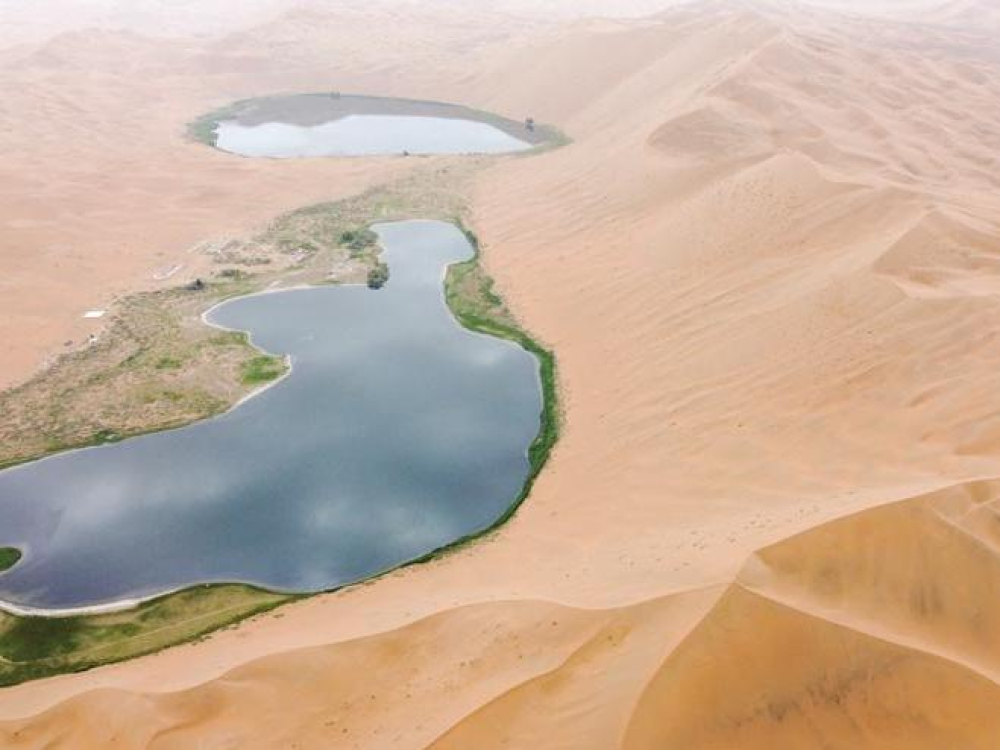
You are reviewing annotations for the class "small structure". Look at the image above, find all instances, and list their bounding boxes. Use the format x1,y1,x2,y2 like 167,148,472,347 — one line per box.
525,117,536,132
185,278,206,292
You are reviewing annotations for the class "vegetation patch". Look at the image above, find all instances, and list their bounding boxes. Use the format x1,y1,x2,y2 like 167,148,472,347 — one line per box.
0,548,21,574
339,228,379,255
430,225,559,550
0,274,279,472
155,355,184,370
241,355,287,385
0,586,293,687
185,99,254,146
367,262,390,289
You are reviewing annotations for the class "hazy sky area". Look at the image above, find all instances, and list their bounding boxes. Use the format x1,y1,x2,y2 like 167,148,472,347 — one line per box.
0,0,968,47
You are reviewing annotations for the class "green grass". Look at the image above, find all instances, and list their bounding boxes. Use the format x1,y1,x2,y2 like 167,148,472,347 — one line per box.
0,585,293,687
185,99,254,146
0,547,21,573
2,617,82,662
240,355,287,385
155,355,183,370
436,224,559,540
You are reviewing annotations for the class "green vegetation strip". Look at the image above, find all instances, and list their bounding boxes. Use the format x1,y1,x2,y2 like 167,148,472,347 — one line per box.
0,586,294,688
186,98,254,146
436,225,558,541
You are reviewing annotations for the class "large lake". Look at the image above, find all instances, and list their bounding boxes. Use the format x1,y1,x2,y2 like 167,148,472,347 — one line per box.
215,115,533,158
0,221,542,610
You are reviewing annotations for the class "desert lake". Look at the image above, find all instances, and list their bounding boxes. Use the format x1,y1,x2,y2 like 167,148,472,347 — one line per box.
203,94,543,158
0,221,543,610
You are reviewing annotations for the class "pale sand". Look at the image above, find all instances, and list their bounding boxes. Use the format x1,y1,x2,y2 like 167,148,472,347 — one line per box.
3,1,1000,748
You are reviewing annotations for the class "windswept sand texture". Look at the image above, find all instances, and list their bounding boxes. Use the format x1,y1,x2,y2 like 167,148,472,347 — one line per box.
4,0,1000,747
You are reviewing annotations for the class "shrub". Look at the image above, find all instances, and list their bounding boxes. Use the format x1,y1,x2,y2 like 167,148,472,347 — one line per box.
367,262,390,290
339,229,378,254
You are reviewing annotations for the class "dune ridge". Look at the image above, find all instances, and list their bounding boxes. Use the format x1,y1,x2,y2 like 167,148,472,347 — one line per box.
3,1,1000,747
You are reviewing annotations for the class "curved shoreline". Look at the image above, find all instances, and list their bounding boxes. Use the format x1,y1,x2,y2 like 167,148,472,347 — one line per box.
0,222,558,621
0,307,292,480
188,92,567,154
0,594,160,619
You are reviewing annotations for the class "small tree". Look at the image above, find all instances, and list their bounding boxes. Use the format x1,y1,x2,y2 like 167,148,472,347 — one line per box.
367,262,390,290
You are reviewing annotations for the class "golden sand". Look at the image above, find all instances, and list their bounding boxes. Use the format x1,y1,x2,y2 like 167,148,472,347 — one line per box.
2,1,1000,747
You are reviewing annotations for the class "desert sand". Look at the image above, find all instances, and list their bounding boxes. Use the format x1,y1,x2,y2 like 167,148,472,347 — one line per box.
3,0,1000,747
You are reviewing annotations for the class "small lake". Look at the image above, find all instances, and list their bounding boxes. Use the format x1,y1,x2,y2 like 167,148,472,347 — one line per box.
215,115,533,158
0,221,542,610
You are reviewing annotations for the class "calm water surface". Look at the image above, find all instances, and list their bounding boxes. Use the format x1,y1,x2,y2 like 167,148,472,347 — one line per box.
0,221,542,609
215,115,533,158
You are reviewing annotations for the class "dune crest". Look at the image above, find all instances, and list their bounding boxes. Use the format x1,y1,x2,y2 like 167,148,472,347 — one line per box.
624,481,1000,749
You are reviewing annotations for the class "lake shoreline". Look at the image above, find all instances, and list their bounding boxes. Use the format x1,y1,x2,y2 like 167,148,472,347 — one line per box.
0,221,558,627
189,93,563,151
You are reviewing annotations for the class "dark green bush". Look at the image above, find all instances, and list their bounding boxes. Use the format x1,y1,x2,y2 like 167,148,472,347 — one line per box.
367,263,390,290
339,229,378,254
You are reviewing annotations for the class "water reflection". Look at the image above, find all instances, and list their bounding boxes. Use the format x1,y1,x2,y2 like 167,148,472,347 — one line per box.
0,221,541,609
215,115,533,158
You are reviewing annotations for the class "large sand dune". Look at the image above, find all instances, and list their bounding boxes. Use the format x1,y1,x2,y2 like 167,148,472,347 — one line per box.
3,0,1000,747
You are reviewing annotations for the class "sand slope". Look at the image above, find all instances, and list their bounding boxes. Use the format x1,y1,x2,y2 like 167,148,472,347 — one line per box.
3,1,1000,747
625,481,1000,749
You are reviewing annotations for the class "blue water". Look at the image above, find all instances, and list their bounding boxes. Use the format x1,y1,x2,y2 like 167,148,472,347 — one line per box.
0,221,542,609
214,115,533,158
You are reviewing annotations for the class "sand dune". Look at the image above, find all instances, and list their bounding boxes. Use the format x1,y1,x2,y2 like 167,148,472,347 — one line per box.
625,481,1000,749
3,0,1000,747
0,592,721,748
